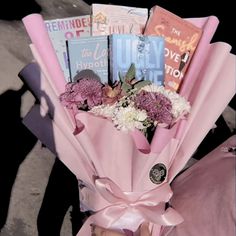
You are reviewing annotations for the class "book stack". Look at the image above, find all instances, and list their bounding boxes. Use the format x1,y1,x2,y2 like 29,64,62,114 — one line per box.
45,4,202,90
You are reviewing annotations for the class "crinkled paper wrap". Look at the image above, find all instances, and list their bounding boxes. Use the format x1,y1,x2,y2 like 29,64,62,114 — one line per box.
20,13,235,235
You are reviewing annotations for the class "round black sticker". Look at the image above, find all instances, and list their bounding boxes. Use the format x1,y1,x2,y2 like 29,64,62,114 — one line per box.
149,163,167,184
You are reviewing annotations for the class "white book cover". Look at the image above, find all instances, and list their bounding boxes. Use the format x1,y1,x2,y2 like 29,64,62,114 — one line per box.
45,15,91,82
92,4,148,36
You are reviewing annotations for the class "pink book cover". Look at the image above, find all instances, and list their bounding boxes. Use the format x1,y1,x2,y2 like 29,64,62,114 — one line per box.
145,6,202,91
92,4,148,36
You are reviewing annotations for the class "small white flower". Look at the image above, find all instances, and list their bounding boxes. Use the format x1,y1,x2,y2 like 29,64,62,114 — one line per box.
170,95,191,118
141,84,165,93
112,106,148,131
89,104,117,118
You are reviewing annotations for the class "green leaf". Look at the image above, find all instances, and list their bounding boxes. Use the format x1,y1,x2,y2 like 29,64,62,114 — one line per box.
133,80,151,90
124,63,136,83
118,71,124,82
121,82,132,93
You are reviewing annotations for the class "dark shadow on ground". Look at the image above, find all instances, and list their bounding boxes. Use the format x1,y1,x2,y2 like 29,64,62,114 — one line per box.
19,63,86,236
0,0,41,20
0,84,38,231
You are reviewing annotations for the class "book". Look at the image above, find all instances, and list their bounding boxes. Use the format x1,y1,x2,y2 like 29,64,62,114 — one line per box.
144,6,202,91
109,34,165,85
67,36,108,83
45,15,91,82
92,4,148,36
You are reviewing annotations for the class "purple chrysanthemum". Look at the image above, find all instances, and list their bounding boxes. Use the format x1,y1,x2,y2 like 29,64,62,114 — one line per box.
59,78,103,110
134,90,173,125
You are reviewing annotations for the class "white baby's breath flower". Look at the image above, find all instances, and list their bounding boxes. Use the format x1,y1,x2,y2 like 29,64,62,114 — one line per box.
169,94,191,118
89,104,117,118
112,106,148,131
141,84,166,93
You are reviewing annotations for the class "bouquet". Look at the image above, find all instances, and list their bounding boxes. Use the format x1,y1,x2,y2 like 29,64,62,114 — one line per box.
20,6,235,235
59,63,191,141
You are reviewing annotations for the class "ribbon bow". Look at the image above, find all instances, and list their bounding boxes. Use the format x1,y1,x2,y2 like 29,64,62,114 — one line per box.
77,177,183,235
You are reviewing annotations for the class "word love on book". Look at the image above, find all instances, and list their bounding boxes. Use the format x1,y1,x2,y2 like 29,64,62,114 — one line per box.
145,6,202,91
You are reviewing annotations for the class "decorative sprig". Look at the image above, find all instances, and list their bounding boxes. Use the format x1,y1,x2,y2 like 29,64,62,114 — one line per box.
119,63,151,94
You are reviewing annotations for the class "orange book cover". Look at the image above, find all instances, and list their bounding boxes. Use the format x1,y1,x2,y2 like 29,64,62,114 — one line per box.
144,6,202,91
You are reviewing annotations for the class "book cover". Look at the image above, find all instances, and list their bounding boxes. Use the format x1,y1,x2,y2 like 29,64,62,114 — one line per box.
144,6,202,91
45,15,91,82
110,34,165,85
67,36,108,83
92,4,148,36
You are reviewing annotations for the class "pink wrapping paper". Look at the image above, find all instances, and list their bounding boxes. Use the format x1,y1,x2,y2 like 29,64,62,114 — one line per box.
180,16,219,99
162,135,236,236
22,104,95,184
169,43,235,180
20,62,184,234
22,14,65,94
21,13,236,236
19,63,96,186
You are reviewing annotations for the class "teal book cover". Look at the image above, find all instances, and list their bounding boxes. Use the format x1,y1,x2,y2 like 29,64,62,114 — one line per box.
67,36,108,83
110,34,165,85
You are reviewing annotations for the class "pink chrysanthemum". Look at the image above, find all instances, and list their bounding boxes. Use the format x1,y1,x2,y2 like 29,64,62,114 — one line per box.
134,90,173,126
59,78,103,110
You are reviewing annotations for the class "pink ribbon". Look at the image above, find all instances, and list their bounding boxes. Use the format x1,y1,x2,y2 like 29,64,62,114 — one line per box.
77,177,183,235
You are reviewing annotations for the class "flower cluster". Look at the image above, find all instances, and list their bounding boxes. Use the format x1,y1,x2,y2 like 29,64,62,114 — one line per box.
59,65,191,136
59,77,103,110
